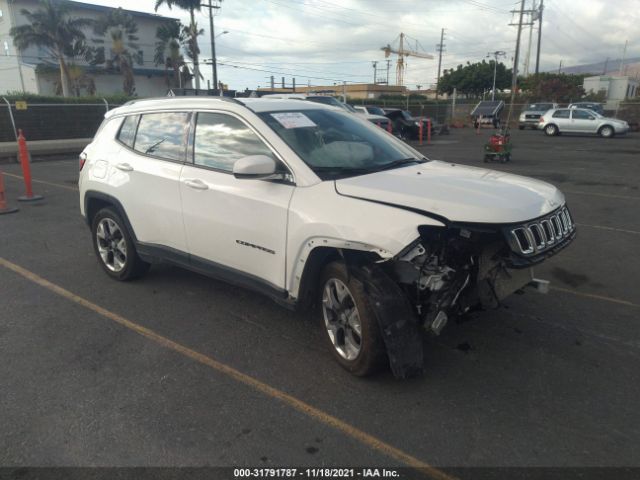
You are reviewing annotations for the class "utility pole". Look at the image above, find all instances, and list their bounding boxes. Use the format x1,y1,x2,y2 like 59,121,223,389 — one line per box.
534,0,543,75
523,0,536,76
558,60,562,74
506,0,526,128
487,50,506,100
435,28,445,100
619,40,628,76
202,0,223,91
386,60,391,84
372,61,378,84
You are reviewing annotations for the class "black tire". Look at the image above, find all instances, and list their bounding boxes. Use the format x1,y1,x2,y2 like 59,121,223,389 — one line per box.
544,124,558,136
319,261,386,376
598,125,615,138
91,207,150,281
518,125,525,130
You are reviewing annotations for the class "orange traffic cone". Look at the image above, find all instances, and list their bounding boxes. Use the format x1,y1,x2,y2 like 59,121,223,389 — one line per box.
0,171,19,215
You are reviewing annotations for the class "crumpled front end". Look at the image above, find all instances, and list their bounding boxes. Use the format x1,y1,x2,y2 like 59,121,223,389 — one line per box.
385,205,576,338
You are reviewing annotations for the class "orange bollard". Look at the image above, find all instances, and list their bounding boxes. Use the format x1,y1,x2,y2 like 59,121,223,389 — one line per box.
418,117,423,145
0,171,19,215
17,129,43,202
427,118,432,144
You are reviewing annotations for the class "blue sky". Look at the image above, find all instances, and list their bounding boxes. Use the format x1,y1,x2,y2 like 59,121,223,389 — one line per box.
88,0,639,90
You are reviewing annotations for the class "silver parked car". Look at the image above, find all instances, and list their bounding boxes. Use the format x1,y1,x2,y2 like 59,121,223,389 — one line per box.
538,108,629,138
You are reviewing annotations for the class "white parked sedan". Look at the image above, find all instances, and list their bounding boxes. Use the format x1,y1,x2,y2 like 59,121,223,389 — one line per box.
79,97,575,378
538,108,629,137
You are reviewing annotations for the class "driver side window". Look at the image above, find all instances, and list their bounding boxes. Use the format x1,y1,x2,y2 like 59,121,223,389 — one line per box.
193,112,275,172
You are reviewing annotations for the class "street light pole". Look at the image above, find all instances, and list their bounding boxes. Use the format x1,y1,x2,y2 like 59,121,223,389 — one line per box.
487,50,506,101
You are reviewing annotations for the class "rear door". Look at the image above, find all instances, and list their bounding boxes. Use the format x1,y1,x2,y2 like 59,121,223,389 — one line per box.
179,111,294,291
551,109,571,131
111,111,189,252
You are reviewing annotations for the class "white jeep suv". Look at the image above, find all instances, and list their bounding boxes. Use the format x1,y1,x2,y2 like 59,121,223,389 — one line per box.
79,97,575,378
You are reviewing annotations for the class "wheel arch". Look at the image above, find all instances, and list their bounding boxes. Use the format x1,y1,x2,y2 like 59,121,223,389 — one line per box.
84,191,138,242
293,242,389,311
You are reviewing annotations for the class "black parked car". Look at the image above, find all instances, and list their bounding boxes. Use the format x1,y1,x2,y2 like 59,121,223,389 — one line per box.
384,109,437,139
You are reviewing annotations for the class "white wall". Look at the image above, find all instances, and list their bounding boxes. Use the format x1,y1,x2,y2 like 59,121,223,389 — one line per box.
2,0,177,95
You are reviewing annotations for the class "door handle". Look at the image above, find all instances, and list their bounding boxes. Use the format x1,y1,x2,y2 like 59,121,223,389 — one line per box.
183,178,209,190
115,162,133,172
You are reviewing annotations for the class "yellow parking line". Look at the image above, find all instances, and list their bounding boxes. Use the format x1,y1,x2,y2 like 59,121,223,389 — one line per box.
0,256,455,480
2,172,78,191
564,190,640,201
575,223,640,235
551,286,639,308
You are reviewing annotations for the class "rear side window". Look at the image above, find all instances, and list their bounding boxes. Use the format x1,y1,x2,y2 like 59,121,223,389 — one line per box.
552,110,570,119
134,112,189,161
193,112,274,172
117,115,139,147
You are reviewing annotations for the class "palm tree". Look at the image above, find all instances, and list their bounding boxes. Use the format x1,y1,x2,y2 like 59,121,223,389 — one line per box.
155,21,189,89
93,8,143,96
154,0,203,89
9,0,92,97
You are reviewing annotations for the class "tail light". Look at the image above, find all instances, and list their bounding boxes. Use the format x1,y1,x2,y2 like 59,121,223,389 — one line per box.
539,117,544,123
79,152,87,171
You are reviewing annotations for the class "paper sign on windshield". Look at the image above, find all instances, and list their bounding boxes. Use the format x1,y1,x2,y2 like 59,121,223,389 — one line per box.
271,112,316,129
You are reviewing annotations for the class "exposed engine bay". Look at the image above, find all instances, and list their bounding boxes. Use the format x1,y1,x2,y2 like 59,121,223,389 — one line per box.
388,224,535,336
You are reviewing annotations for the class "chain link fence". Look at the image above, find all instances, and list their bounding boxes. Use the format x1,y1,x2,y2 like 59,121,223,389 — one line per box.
0,99,123,143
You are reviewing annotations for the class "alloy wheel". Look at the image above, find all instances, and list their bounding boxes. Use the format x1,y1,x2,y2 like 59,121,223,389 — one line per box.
95,218,127,272
322,278,362,361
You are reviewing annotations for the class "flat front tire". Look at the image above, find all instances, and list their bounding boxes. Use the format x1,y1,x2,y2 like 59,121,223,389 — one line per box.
91,207,149,281
319,262,385,376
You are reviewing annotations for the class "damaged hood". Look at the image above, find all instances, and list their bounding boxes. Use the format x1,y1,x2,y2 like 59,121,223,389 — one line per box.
334,160,565,224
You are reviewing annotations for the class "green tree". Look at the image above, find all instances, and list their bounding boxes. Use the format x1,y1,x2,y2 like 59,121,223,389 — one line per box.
92,8,143,96
438,60,511,97
155,0,203,89
154,21,193,89
9,0,93,97
518,73,589,103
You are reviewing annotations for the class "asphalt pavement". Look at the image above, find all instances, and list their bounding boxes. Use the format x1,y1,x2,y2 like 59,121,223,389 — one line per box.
0,128,639,478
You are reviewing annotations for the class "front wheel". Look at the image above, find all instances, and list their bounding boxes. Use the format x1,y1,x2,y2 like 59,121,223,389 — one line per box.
91,207,150,281
599,125,615,138
544,124,558,136
319,262,385,376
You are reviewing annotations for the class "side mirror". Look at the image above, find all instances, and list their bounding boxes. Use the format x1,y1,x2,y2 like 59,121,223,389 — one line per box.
233,154,283,180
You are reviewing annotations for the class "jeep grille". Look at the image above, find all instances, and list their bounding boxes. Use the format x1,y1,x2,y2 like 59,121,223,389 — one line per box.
507,206,575,256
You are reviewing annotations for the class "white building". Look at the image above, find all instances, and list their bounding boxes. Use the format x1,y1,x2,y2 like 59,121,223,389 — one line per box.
0,0,182,96
583,75,639,109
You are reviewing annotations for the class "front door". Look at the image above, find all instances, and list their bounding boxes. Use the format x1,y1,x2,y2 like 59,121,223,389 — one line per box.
570,109,598,133
179,111,294,291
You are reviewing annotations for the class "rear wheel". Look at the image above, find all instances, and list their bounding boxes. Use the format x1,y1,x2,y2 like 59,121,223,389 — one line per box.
319,262,385,376
92,207,149,281
544,124,558,136
599,125,615,138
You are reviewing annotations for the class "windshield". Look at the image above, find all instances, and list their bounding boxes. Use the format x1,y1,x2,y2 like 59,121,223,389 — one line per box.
401,111,414,120
367,106,386,115
259,109,426,179
342,103,358,113
526,103,554,111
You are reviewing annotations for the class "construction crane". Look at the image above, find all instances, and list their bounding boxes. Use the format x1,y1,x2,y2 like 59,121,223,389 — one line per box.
381,33,434,86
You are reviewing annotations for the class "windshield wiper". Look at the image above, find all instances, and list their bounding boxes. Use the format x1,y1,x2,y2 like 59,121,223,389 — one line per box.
374,157,426,171
145,138,165,154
